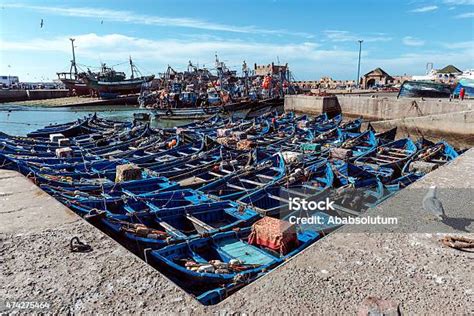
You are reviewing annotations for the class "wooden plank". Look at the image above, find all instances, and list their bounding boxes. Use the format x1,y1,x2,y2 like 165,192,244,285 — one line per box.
377,154,399,160
385,151,408,158
157,221,186,238
178,176,205,186
301,184,321,191
370,157,394,163
267,194,289,203
227,183,247,191
185,214,214,231
239,178,264,186
208,171,224,177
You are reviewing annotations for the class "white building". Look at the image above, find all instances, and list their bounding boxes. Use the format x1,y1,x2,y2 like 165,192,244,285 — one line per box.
0,75,19,86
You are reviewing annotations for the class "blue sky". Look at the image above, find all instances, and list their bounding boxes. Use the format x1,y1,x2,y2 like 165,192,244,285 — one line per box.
0,0,473,81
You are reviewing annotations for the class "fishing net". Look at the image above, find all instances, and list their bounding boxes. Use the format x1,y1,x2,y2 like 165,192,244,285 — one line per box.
248,217,299,255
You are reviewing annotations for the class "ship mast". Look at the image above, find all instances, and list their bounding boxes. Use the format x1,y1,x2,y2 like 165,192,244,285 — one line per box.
129,56,135,79
69,38,78,76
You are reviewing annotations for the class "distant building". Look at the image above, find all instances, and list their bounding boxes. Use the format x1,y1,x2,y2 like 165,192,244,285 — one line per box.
294,77,356,90
254,62,288,76
294,80,319,90
434,65,462,84
0,75,19,86
412,65,463,84
361,68,413,88
390,75,412,85
361,68,394,88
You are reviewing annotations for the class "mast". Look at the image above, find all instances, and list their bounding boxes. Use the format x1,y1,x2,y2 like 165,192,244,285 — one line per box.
129,56,135,79
69,38,78,76
242,60,248,96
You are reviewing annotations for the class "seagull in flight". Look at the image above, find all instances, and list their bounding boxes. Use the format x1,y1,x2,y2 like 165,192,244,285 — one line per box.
40,19,44,28
423,185,445,220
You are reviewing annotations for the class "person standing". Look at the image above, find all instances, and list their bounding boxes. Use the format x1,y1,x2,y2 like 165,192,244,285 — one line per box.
459,87,465,101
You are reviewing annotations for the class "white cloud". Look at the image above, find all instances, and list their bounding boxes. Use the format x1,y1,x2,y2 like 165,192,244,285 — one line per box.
0,33,324,61
367,44,474,75
443,0,474,5
441,40,474,50
402,36,425,46
2,34,472,81
323,30,392,42
455,12,474,18
0,33,361,80
2,3,313,38
410,5,439,12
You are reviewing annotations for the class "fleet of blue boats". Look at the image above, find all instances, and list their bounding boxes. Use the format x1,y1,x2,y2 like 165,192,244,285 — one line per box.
0,112,461,305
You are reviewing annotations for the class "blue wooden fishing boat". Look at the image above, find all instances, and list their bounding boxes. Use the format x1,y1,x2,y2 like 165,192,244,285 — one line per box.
238,160,334,216
39,175,178,195
339,130,378,159
393,140,459,188
332,161,381,188
150,226,318,286
199,153,286,200
90,201,260,249
313,114,343,133
339,118,362,133
167,149,255,189
58,189,212,215
354,138,418,172
328,178,399,216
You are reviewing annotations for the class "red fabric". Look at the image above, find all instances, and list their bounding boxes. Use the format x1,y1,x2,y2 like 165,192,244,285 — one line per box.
248,217,299,255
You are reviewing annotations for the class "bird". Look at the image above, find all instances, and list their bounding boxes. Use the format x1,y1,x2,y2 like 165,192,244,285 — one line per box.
422,185,445,220
40,19,44,28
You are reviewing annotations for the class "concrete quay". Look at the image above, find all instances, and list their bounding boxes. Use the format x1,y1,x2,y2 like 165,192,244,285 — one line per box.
0,89,69,103
1,147,473,313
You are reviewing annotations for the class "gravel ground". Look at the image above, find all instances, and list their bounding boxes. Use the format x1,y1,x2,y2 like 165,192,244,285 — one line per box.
1,149,473,314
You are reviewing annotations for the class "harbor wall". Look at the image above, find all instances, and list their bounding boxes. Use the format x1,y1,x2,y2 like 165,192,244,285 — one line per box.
0,89,69,103
284,95,341,117
337,95,473,120
284,94,473,121
369,110,474,147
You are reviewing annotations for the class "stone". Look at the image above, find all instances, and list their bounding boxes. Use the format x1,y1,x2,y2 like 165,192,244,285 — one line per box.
357,297,400,316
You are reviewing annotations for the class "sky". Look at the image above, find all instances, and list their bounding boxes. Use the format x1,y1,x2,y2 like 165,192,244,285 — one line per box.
0,0,473,82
